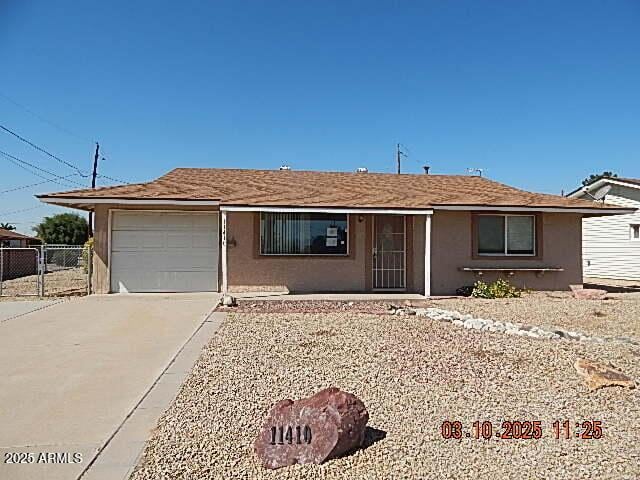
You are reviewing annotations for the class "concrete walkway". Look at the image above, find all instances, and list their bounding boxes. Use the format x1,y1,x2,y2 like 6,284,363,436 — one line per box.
0,293,221,480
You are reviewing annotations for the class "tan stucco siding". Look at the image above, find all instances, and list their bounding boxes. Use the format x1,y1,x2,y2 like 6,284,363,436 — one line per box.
91,206,582,296
430,211,582,295
92,204,109,293
227,211,368,292
91,204,220,294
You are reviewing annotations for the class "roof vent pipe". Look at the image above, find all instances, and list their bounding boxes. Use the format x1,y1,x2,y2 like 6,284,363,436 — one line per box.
356,167,368,173
279,165,291,171
423,165,430,174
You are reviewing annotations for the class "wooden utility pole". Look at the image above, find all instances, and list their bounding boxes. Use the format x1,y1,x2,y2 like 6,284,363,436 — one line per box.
88,142,99,237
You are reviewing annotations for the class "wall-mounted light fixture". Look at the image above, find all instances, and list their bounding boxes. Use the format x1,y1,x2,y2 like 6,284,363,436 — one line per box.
358,215,365,223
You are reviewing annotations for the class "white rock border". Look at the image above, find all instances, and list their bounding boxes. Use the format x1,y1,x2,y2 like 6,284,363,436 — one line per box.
388,306,639,346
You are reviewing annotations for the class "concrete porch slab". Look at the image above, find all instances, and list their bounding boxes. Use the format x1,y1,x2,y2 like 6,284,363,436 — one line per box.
232,292,427,301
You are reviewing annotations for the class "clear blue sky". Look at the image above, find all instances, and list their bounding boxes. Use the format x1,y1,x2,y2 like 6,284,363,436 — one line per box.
1,0,639,234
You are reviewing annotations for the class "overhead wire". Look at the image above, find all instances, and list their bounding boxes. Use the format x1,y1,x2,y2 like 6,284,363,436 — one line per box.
1,95,132,185
0,149,87,188
0,175,80,194
0,124,88,176
0,92,94,145
0,204,46,216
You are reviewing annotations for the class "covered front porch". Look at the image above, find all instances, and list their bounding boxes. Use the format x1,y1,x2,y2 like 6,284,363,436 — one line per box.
220,206,433,296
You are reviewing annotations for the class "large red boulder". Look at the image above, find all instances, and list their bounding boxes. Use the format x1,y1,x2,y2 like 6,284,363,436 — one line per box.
254,387,369,469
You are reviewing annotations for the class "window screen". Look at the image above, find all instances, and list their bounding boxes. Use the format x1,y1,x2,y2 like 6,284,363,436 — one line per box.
507,216,535,254
260,213,348,255
477,215,535,255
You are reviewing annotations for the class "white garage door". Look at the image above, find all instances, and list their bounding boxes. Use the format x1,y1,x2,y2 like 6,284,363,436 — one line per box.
110,211,219,293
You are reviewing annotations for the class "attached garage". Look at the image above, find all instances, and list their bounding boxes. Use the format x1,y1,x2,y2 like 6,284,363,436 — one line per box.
110,211,219,293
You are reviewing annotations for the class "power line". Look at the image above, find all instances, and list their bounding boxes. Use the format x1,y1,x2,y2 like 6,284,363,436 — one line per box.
0,92,94,145
97,173,129,184
0,149,87,188
1,151,78,187
0,204,45,217
0,124,87,176
0,175,79,195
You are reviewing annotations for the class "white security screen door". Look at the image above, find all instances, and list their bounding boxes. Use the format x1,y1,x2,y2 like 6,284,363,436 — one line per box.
110,211,219,293
372,215,406,289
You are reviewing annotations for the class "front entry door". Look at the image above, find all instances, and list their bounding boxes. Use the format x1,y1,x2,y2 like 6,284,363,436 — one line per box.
372,215,406,290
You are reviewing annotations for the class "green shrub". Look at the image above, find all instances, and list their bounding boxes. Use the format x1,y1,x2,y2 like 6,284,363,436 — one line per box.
471,278,522,299
82,238,94,274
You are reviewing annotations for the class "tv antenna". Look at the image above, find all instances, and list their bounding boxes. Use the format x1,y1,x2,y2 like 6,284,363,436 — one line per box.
467,168,484,177
396,143,408,174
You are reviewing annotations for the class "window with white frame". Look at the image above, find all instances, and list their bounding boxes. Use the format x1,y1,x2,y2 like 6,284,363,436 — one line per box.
631,224,640,241
260,213,348,255
477,214,536,256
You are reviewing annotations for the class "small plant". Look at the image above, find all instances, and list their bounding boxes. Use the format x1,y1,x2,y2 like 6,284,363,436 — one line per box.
82,238,94,273
471,278,522,299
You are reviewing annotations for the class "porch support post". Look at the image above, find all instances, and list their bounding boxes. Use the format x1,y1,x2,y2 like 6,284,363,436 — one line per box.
424,213,432,297
221,210,228,293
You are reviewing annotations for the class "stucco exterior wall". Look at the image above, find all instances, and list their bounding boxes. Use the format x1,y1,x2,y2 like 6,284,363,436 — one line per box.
91,204,220,294
430,211,583,295
91,206,582,295
226,211,369,292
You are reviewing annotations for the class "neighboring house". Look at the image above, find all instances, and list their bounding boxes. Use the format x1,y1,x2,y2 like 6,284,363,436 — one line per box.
0,228,40,248
567,177,640,282
36,168,633,295
0,229,41,280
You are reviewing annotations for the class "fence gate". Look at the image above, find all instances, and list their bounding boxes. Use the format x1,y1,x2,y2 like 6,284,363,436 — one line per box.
41,245,92,297
0,248,41,297
0,245,92,298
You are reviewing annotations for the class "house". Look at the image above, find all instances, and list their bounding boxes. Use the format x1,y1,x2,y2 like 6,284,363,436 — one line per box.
36,168,633,295
567,177,640,282
0,228,40,248
0,229,41,281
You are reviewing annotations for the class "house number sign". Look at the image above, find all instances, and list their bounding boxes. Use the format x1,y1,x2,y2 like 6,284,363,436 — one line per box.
269,425,312,445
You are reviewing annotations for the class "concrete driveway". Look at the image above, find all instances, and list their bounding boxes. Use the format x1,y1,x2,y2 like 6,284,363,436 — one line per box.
0,293,220,480
0,299,62,322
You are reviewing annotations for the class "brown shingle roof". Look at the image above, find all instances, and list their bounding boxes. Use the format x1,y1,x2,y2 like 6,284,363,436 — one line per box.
37,167,625,211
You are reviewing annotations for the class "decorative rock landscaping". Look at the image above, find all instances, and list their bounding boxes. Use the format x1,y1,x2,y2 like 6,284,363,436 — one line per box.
131,311,640,479
388,305,639,346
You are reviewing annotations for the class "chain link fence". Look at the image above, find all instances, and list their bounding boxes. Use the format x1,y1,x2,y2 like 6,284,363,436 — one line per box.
0,245,92,298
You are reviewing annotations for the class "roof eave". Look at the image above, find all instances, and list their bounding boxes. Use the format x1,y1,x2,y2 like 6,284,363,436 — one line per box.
37,196,221,210
567,177,640,198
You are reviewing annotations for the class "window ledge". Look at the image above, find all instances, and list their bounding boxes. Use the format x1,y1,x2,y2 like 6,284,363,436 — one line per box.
460,267,564,278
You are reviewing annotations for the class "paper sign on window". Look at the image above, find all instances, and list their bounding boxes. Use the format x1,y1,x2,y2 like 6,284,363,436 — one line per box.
326,227,338,237
326,237,338,247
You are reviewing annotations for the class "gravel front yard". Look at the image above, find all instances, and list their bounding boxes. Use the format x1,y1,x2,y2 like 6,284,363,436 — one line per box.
430,292,640,340
131,310,640,479
224,292,640,339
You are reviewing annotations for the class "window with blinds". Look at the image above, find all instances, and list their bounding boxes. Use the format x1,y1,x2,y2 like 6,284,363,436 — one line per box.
260,213,348,255
477,214,535,256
